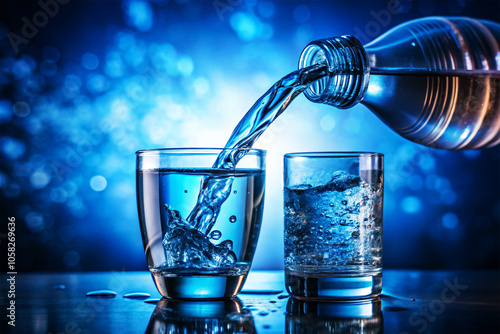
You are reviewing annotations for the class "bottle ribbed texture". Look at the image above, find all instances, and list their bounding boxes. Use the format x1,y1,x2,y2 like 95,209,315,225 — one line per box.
299,36,370,109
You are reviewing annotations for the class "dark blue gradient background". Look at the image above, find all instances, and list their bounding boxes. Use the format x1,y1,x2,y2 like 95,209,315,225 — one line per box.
1,0,499,272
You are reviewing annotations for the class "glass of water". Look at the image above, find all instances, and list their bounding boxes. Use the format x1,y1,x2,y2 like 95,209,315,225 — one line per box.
284,152,383,299
137,148,266,299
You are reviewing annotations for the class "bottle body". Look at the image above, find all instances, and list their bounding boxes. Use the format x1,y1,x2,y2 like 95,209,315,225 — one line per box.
299,17,500,150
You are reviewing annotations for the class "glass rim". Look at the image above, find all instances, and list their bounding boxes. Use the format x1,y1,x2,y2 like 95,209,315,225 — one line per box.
284,151,383,159
136,147,267,156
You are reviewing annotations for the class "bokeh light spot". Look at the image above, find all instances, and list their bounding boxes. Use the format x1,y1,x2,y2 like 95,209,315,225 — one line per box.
463,150,481,159
124,0,153,32
0,137,26,160
63,250,80,267
42,46,60,62
258,1,275,18
0,100,12,123
320,115,336,132
30,171,51,189
13,101,31,117
177,56,194,76
40,61,58,77
293,5,311,23
402,196,422,214
230,13,259,41
82,53,99,70
26,212,45,232
442,212,458,229
194,77,210,95
90,175,107,191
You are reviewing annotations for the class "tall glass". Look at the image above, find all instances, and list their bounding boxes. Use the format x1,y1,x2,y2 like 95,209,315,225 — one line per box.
137,148,266,299
284,152,383,299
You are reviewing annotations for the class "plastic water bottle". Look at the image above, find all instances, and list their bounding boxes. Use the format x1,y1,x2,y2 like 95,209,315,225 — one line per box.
299,16,500,150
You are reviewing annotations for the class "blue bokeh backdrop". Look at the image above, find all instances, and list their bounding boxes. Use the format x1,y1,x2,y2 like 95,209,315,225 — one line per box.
1,0,499,272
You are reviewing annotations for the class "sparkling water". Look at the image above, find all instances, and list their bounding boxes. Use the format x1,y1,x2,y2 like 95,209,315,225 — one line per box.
149,65,326,276
284,170,383,298
137,168,265,298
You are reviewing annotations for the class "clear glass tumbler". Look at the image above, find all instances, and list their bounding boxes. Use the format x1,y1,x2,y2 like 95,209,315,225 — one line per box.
284,152,383,299
136,148,266,299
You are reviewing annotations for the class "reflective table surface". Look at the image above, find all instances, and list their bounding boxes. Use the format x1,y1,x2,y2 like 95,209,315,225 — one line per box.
1,270,499,333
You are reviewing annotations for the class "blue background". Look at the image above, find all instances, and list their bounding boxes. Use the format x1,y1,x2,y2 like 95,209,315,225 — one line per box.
1,0,499,272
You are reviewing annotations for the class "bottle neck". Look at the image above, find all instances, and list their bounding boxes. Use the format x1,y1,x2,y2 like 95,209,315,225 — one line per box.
299,36,370,109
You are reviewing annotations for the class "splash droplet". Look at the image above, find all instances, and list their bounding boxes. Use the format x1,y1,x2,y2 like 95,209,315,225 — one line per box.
229,215,237,223
53,284,66,290
210,230,222,240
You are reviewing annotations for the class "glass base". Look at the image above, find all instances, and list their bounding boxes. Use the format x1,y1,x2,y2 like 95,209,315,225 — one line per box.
151,270,247,299
285,269,382,300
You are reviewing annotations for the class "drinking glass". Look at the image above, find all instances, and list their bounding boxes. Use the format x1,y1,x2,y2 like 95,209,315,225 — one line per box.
137,148,266,299
284,152,383,299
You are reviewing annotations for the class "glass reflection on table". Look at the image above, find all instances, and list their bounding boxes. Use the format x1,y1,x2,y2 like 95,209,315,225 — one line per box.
286,297,383,333
146,297,256,333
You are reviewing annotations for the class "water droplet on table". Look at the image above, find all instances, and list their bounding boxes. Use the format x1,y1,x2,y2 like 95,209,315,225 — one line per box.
86,290,117,298
144,298,161,304
240,289,283,295
123,292,150,299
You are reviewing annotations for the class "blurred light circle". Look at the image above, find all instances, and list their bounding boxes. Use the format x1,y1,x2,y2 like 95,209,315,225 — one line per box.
0,172,6,188
442,212,459,229
30,171,51,189
401,196,422,214
0,137,26,160
81,53,99,70
40,61,58,77
87,74,109,93
42,46,61,62
50,188,68,203
90,175,107,191
0,100,12,123
293,5,311,23
463,150,481,159
3,183,20,198
13,101,31,117
230,13,258,41
194,77,209,95
26,211,45,232
258,1,275,18
440,190,457,205
320,115,336,132
63,250,80,267
177,56,194,76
